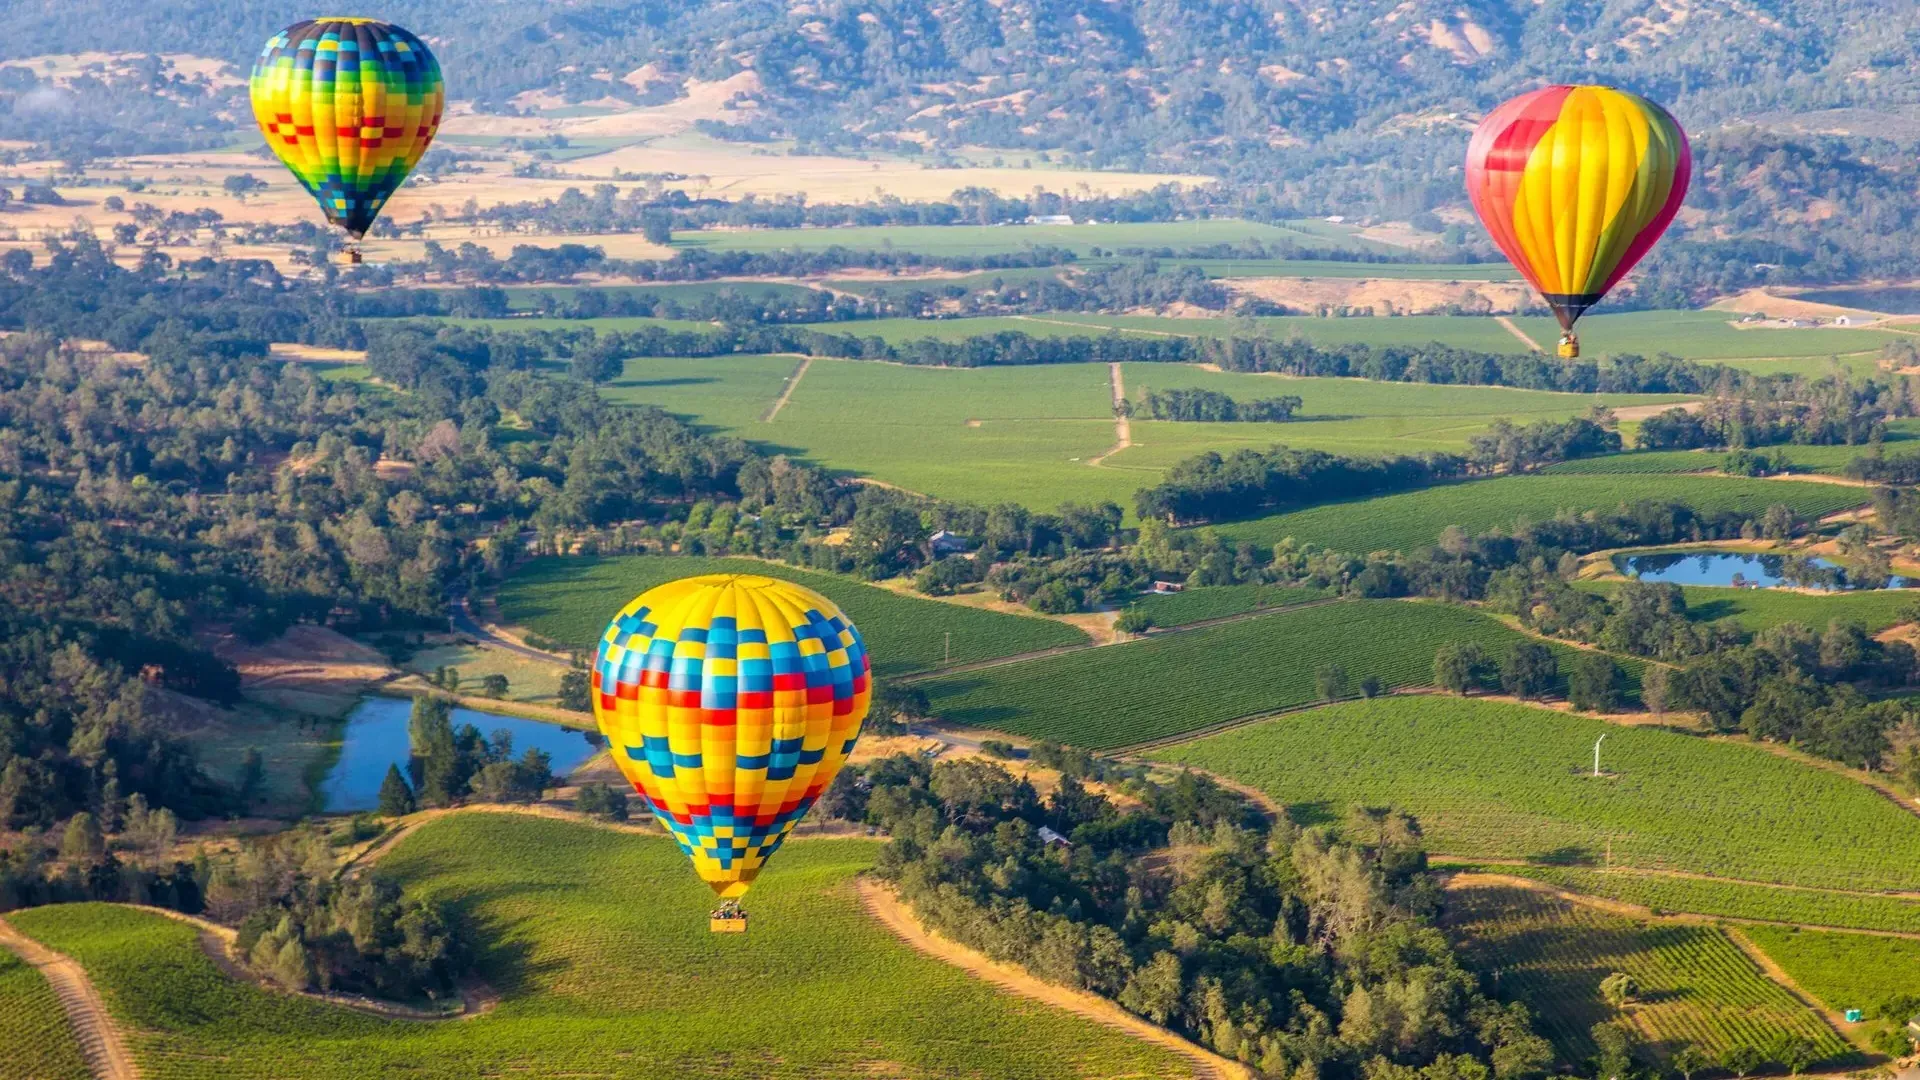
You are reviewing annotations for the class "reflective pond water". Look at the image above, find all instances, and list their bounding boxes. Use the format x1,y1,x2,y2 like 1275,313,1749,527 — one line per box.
320,697,603,812
1614,550,1913,591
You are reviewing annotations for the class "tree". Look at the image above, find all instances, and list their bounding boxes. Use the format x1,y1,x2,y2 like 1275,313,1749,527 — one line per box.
1718,1044,1764,1080
575,782,629,821
1435,642,1488,695
1316,663,1350,702
1599,971,1638,1007
1670,1045,1710,1080
61,812,104,863
1769,1034,1817,1078
480,673,510,699
1590,1022,1636,1080
378,765,416,817
235,748,266,807
1359,674,1385,698
1569,654,1627,713
559,662,591,711
1499,642,1558,701
1641,665,1671,718
1118,950,1182,1025
1115,607,1155,635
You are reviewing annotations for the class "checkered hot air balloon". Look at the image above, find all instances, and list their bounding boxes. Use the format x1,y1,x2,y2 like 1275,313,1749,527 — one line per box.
1466,85,1691,358
592,575,872,909
249,18,444,243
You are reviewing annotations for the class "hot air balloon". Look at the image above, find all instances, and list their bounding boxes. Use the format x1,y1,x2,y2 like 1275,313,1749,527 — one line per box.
1466,85,1691,358
249,18,445,264
591,574,871,930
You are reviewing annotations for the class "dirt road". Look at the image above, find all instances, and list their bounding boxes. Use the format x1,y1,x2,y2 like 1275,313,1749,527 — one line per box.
0,914,141,1080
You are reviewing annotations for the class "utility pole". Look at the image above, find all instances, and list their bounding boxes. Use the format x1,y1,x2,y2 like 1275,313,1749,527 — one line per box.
1593,733,1608,778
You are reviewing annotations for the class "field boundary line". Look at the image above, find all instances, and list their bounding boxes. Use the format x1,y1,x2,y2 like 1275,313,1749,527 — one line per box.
1443,870,1920,941
898,597,1346,682
856,879,1253,1080
1088,362,1132,467
1495,316,1543,352
0,913,141,1080
761,354,813,421
1725,928,1862,1049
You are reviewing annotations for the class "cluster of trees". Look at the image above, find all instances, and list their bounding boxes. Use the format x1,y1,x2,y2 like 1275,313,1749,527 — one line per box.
1636,377,1908,451
1136,447,1470,525
1137,387,1303,423
829,751,1554,1080
376,698,557,813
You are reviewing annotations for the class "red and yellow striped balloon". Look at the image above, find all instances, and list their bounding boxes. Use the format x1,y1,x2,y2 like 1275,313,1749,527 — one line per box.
1466,85,1691,342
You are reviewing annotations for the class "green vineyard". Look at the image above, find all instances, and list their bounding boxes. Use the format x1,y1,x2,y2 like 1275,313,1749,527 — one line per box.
1152,697,1920,892
920,599,1621,748
6,817,1195,1080
1487,865,1920,935
1445,885,1851,1066
0,946,89,1080
498,555,1088,677
1741,926,1920,1020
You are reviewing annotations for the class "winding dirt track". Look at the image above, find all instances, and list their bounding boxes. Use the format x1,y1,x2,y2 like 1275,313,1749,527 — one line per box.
857,880,1253,1080
0,914,140,1080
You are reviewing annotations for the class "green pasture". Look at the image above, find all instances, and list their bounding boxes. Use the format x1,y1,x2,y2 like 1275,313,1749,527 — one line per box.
918,599,1626,748
1575,579,1919,635
1153,696,1920,892
1126,584,1332,627
496,555,1087,677
599,354,804,430
1473,864,1920,935
1446,885,1850,1067
6,818,1190,1080
1515,310,1900,361
1212,474,1868,554
0,948,90,1080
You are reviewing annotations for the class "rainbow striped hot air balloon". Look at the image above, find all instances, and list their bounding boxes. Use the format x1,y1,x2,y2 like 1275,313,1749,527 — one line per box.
249,18,445,260
592,575,871,925
1466,85,1691,357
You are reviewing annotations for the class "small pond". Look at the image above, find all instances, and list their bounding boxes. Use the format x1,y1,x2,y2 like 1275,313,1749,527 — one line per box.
320,697,604,813
1614,550,1914,591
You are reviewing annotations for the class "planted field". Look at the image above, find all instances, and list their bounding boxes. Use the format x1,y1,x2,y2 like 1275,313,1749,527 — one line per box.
496,282,822,309
1128,584,1332,627
1511,310,1901,361
1152,696,1920,891
803,315,1150,344
919,599,1619,748
599,354,804,431
1540,451,1722,475
0,947,89,1080
8,818,1193,1080
1212,475,1867,554
1740,926,1920,1018
1444,884,1850,1066
674,219,1347,256
1487,865,1920,936
1040,312,1536,353
429,315,721,333
1575,580,1918,635
497,555,1087,677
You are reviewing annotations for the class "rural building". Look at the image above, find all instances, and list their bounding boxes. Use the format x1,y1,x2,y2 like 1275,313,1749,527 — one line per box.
1151,580,1185,594
1037,826,1073,849
1025,214,1074,225
929,530,971,555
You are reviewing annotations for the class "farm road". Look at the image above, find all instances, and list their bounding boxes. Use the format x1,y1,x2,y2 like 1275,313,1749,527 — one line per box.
1088,362,1132,467
0,913,140,1080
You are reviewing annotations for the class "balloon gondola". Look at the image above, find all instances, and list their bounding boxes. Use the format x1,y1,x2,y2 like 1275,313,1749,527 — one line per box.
1465,85,1691,358
249,18,445,264
590,575,872,930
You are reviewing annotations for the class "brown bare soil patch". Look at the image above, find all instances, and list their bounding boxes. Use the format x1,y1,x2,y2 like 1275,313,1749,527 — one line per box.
1226,277,1534,315
857,880,1252,1080
211,625,396,716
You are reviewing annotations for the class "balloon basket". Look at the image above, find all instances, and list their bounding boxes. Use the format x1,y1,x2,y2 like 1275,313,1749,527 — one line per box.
336,249,363,267
709,901,748,933
1557,335,1580,359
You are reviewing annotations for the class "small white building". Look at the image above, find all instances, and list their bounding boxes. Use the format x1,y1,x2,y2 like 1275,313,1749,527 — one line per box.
1037,826,1073,849
1026,214,1074,225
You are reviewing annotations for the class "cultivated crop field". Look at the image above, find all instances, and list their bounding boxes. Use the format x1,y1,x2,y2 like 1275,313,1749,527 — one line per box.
1488,865,1920,935
8,818,1193,1079
496,282,823,309
919,600,1618,748
599,354,805,431
1212,475,1867,553
1740,926,1920,1018
674,219,1351,256
1444,885,1849,1066
431,315,722,334
1038,312,1536,353
497,555,1087,677
1128,584,1332,626
1510,310,1900,361
1575,579,1919,635
1153,696,1920,891
0,946,89,1080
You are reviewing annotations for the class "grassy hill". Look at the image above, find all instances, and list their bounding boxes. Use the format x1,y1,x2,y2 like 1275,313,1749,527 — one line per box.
0,948,89,1080
497,555,1088,677
1151,696,1920,892
7,817,1196,1080
918,599,1630,748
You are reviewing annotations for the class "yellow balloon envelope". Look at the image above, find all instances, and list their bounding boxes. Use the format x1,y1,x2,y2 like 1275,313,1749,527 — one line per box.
592,575,871,899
